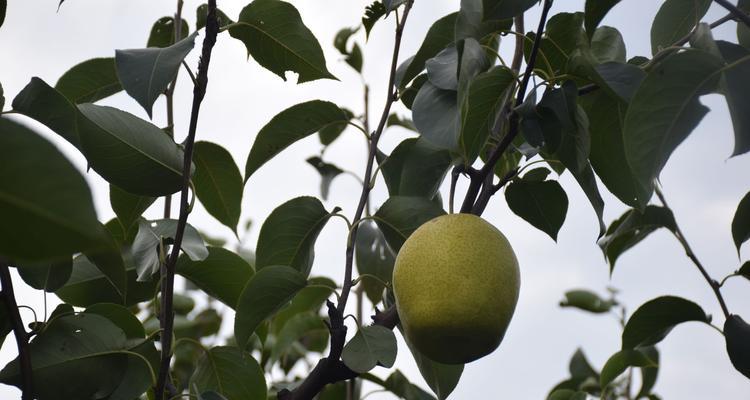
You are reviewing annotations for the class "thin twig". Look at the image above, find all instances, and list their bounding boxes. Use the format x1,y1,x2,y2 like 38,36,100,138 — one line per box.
713,0,750,28
0,260,33,400
655,186,731,319
510,15,524,74
153,2,219,399
163,0,185,219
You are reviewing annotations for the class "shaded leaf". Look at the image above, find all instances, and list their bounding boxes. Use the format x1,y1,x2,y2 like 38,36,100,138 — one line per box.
724,314,750,379
131,219,208,281
505,176,568,241
548,390,588,400
539,81,590,174
412,82,460,151
13,77,82,148
483,0,538,20
16,258,73,292
342,325,397,373
622,296,709,349
109,185,156,231
306,156,343,200
569,348,599,380
190,346,266,400
397,12,458,89
355,221,396,304
374,196,446,253
271,276,336,334
590,26,626,63
381,138,452,199
362,1,386,39
593,62,646,103
600,349,657,389
383,370,436,400
0,299,12,348
598,206,676,270
637,346,660,398
401,329,463,400
716,41,750,157
269,312,327,366
177,247,254,309
147,16,189,48
193,141,243,233
584,0,621,38
197,4,233,30
55,58,122,104
560,289,614,314
650,0,711,55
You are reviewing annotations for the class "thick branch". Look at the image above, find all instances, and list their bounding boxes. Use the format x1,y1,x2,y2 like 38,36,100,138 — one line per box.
153,2,219,399
0,260,32,400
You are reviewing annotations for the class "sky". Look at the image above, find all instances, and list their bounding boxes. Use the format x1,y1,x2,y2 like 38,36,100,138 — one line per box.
1,0,749,399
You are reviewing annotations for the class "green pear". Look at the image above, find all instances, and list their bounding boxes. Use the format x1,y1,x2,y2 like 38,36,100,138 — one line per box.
392,213,520,364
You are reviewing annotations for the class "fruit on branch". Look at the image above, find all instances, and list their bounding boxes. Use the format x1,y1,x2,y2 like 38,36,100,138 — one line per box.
392,213,520,364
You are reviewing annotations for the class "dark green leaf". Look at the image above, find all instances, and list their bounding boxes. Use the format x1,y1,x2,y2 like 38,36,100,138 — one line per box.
147,16,189,48
55,58,122,104
637,346,660,398
622,296,710,349
0,81,4,110
374,196,446,253
255,197,332,276
271,276,336,334
12,77,82,148
539,81,590,174
245,101,349,181
177,247,254,309
84,303,146,339
739,0,750,48
234,265,307,349
548,390,588,400
560,289,614,313
623,50,723,210
306,156,344,200
190,346,266,400
387,113,416,131
569,162,607,238
381,138,453,199
131,219,208,281
0,298,11,348
593,62,646,103
650,0,711,55
568,348,599,380
193,141,243,233
397,12,457,89
401,329,463,400
229,0,336,83
525,13,586,77
590,26,626,63
334,26,359,54
598,206,677,269
584,0,621,38
716,41,750,157
342,325,397,373
116,31,198,117
426,46,459,91
197,4,233,30
739,262,750,280
355,221,396,304
412,82,460,150
109,185,156,231
0,0,5,29
724,314,750,379
600,349,657,389
198,391,229,400
383,370,436,400
483,0,538,20
16,258,73,292
505,177,568,241
347,43,364,72
84,235,129,301
362,1,386,38
0,118,108,263
269,312,327,365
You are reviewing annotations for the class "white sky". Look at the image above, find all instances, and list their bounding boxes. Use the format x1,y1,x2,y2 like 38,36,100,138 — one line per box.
1,0,749,399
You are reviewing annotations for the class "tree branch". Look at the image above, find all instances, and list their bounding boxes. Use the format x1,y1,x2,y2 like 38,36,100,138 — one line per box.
153,2,219,399
0,260,32,400
461,0,554,215
713,0,750,28
163,0,185,219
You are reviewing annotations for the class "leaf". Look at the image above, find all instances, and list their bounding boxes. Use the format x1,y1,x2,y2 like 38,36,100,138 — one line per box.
190,346,266,400
569,162,607,238
228,0,336,83
733,191,750,253
715,41,750,157
306,156,344,200
637,346,660,398
568,348,599,380
402,330,463,400
600,349,657,389
412,82,460,151
724,315,750,379
0,0,5,28
593,62,646,103
269,312,327,365
55,255,159,307
131,219,208,281
590,26,626,63
397,12,458,89
0,81,4,110
55,58,122,104
425,46,459,91
244,100,349,181
16,258,73,292
548,390,588,400
560,289,614,314
622,296,710,349
234,265,307,350
482,0,538,20
362,1,386,38
525,12,586,77
197,4,233,30
355,221,396,304
147,16,189,48
0,118,108,263
459,66,515,164
109,185,156,231
584,0,621,38
13,77,82,148
176,247,254,309
505,177,568,241
598,206,677,270
270,276,336,334
650,0,711,55
539,81,590,174
623,50,723,210
374,196,446,253
342,325,397,373
739,261,750,280
193,141,243,233
383,370,437,400
255,197,332,276
381,138,453,199
115,31,198,117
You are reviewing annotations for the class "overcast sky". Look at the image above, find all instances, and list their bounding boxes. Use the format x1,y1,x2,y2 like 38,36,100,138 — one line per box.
1,0,749,399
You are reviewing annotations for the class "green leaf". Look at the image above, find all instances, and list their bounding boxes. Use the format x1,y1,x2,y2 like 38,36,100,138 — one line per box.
397,12,458,89
548,390,588,400
234,265,307,350
16,258,73,292
505,177,568,241
622,296,710,349
55,255,159,307
269,312,327,366
539,81,590,174
584,0,621,38
600,349,657,389
109,185,156,231
570,162,607,238
176,247,254,309
84,303,147,339
374,196,446,253
590,26,626,63
147,16,189,48
724,315,750,379
193,141,243,233
739,0,750,48
12,77,82,148
459,66,515,164
482,0,538,20
116,31,198,117
0,81,4,111
355,221,396,304
0,298,12,348
244,100,349,181
412,82,460,151
271,276,336,334
306,156,344,200
623,50,723,210
383,370,437,400
197,4,233,30
54,58,123,104
637,346,660,398
198,391,229,400
525,12,586,77
342,325,397,373
401,329,463,400
560,289,614,314
716,41,750,157
593,62,646,103
0,0,5,29
362,1,386,38
190,346,266,400
0,118,109,263
598,206,677,270
739,261,750,280
568,348,599,380
255,197,332,276
650,0,711,55
131,219,208,281
228,0,336,83
381,138,453,199
733,191,750,255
